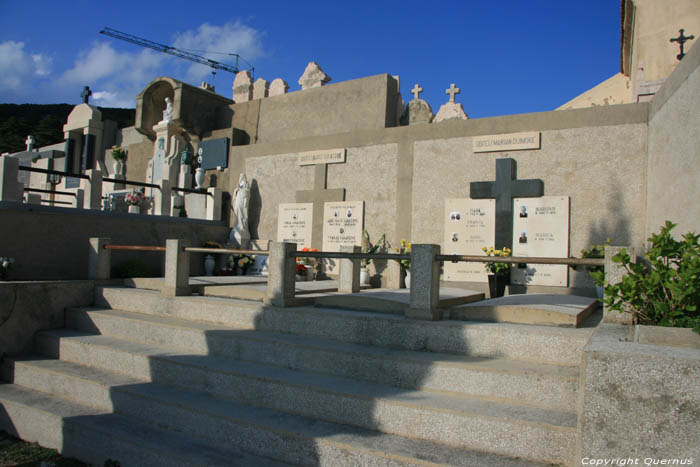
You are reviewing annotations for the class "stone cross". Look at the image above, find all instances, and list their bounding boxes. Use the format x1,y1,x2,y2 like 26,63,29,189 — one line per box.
81,86,92,104
445,83,460,103
470,158,544,251
411,84,423,101
670,29,695,61
296,164,345,249
25,135,35,151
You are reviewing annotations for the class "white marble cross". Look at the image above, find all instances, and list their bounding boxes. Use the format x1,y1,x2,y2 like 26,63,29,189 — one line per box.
411,84,423,101
25,135,35,151
445,83,460,103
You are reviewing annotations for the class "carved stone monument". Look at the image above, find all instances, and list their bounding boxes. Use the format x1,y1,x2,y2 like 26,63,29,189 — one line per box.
229,173,251,248
443,199,496,282
433,83,469,123
402,84,434,125
269,78,289,96
233,70,254,103
253,78,269,99
298,62,331,90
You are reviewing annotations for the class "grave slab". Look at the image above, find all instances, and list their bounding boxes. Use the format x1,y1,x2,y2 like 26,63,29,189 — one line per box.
315,287,484,315
449,294,599,327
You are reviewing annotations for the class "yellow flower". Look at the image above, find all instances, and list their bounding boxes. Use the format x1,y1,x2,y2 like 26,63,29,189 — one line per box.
406,242,411,249
482,247,488,252
400,239,407,248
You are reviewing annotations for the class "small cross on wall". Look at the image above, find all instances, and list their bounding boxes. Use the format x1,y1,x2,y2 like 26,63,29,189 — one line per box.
25,135,35,151
411,84,423,101
670,29,695,61
81,86,92,104
445,83,460,103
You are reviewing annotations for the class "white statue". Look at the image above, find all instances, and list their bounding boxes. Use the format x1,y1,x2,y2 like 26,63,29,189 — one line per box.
230,173,251,248
161,97,174,123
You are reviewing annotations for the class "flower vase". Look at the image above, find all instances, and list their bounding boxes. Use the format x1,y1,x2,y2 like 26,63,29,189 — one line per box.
195,168,205,189
360,267,370,285
128,205,140,214
204,255,216,276
596,285,604,300
487,273,508,299
404,270,411,289
296,273,306,282
113,160,122,176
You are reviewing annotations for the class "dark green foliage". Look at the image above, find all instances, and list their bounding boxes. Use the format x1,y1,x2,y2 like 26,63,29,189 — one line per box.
111,259,148,279
0,104,135,153
602,221,700,333
0,430,87,466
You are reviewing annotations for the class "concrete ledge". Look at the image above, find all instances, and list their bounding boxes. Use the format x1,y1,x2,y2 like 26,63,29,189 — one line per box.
450,294,599,327
634,324,700,349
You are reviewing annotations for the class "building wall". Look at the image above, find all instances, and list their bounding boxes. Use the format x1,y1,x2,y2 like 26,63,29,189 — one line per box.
646,39,700,238
557,73,632,110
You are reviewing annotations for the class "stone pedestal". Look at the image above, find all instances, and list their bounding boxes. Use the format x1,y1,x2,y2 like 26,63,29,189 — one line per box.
406,244,442,321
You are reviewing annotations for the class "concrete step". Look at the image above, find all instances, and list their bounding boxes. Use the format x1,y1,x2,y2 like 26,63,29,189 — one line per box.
94,286,594,364
51,312,580,410
2,359,559,466
7,351,577,464
0,383,287,467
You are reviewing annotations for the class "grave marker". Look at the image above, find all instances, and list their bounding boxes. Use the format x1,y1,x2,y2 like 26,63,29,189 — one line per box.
443,198,496,282
322,200,364,274
296,162,345,249
277,203,313,248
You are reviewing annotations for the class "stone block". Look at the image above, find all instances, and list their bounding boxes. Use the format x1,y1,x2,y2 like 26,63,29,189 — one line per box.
253,78,269,99
603,246,636,324
406,244,442,320
298,62,331,90
404,99,434,125
233,70,253,103
206,187,222,221
81,169,103,210
433,102,469,123
338,245,360,293
163,239,190,297
88,237,111,280
265,242,297,307
269,78,289,96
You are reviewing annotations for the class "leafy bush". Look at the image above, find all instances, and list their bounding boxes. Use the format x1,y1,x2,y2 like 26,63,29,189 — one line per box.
603,221,700,333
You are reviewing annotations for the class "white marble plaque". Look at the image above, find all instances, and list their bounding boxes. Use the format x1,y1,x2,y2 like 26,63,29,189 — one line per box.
511,196,570,287
277,203,313,249
443,199,496,282
322,201,364,274
298,148,346,166
472,131,541,153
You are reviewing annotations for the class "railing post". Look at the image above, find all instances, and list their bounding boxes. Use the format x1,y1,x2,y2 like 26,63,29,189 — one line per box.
603,246,636,324
406,244,442,321
206,187,222,221
265,241,297,307
88,237,111,280
155,178,171,216
82,169,103,210
0,156,23,202
163,239,191,297
338,245,361,293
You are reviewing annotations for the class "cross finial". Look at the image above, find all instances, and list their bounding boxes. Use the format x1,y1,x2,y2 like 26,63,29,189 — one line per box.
445,83,460,103
670,29,695,61
81,86,92,104
25,135,35,151
411,84,423,101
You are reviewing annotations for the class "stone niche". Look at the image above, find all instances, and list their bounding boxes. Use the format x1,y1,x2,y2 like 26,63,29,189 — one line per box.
135,77,234,139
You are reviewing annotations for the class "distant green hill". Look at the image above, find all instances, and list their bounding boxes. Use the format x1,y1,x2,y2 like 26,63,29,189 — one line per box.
0,104,135,154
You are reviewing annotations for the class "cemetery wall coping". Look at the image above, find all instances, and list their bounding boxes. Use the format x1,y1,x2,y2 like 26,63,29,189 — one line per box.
649,40,700,120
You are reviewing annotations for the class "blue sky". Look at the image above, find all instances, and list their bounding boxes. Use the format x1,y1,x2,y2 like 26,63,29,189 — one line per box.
0,0,621,118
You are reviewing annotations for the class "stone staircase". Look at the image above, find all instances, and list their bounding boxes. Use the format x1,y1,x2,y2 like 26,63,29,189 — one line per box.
0,285,596,466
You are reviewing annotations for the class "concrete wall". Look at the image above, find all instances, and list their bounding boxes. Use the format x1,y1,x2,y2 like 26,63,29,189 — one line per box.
0,281,95,358
578,324,700,462
646,40,700,238
0,202,230,280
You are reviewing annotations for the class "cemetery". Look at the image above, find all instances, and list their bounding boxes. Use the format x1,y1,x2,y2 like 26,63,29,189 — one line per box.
0,5,699,465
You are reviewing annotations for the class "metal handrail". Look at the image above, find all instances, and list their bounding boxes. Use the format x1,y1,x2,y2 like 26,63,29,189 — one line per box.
289,251,409,261
185,247,268,255
18,166,88,179
24,187,77,197
171,186,212,196
103,177,159,190
435,254,604,266
104,245,166,252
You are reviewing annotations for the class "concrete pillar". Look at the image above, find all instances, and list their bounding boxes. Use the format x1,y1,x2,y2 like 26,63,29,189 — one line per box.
603,246,636,325
163,239,191,297
265,242,297,307
338,245,361,294
88,237,111,280
0,156,22,202
82,169,103,210
406,244,442,321
74,189,84,208
155,178,171,216
206,187,222,221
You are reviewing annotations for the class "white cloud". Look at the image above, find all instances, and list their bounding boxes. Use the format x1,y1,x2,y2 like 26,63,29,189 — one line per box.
172,21,264,82
0,41,52,90
92,90,134,108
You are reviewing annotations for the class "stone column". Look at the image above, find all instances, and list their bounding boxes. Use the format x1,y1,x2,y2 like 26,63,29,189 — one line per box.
406,244,442,321
163,239,191,297
206,187,222,221
338,245,361,294
154,178,171,216
0,156,23,202
88,237,111,280
81,169,103,210
603,246,636,325
265,242,297,307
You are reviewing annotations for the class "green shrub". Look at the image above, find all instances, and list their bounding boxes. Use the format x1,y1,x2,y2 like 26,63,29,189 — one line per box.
602,221,700,333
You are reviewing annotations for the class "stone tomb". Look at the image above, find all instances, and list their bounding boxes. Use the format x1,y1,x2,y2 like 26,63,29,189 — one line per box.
443,199,496,282
511,196,570,286
277,203,313,248
322,200,364,274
